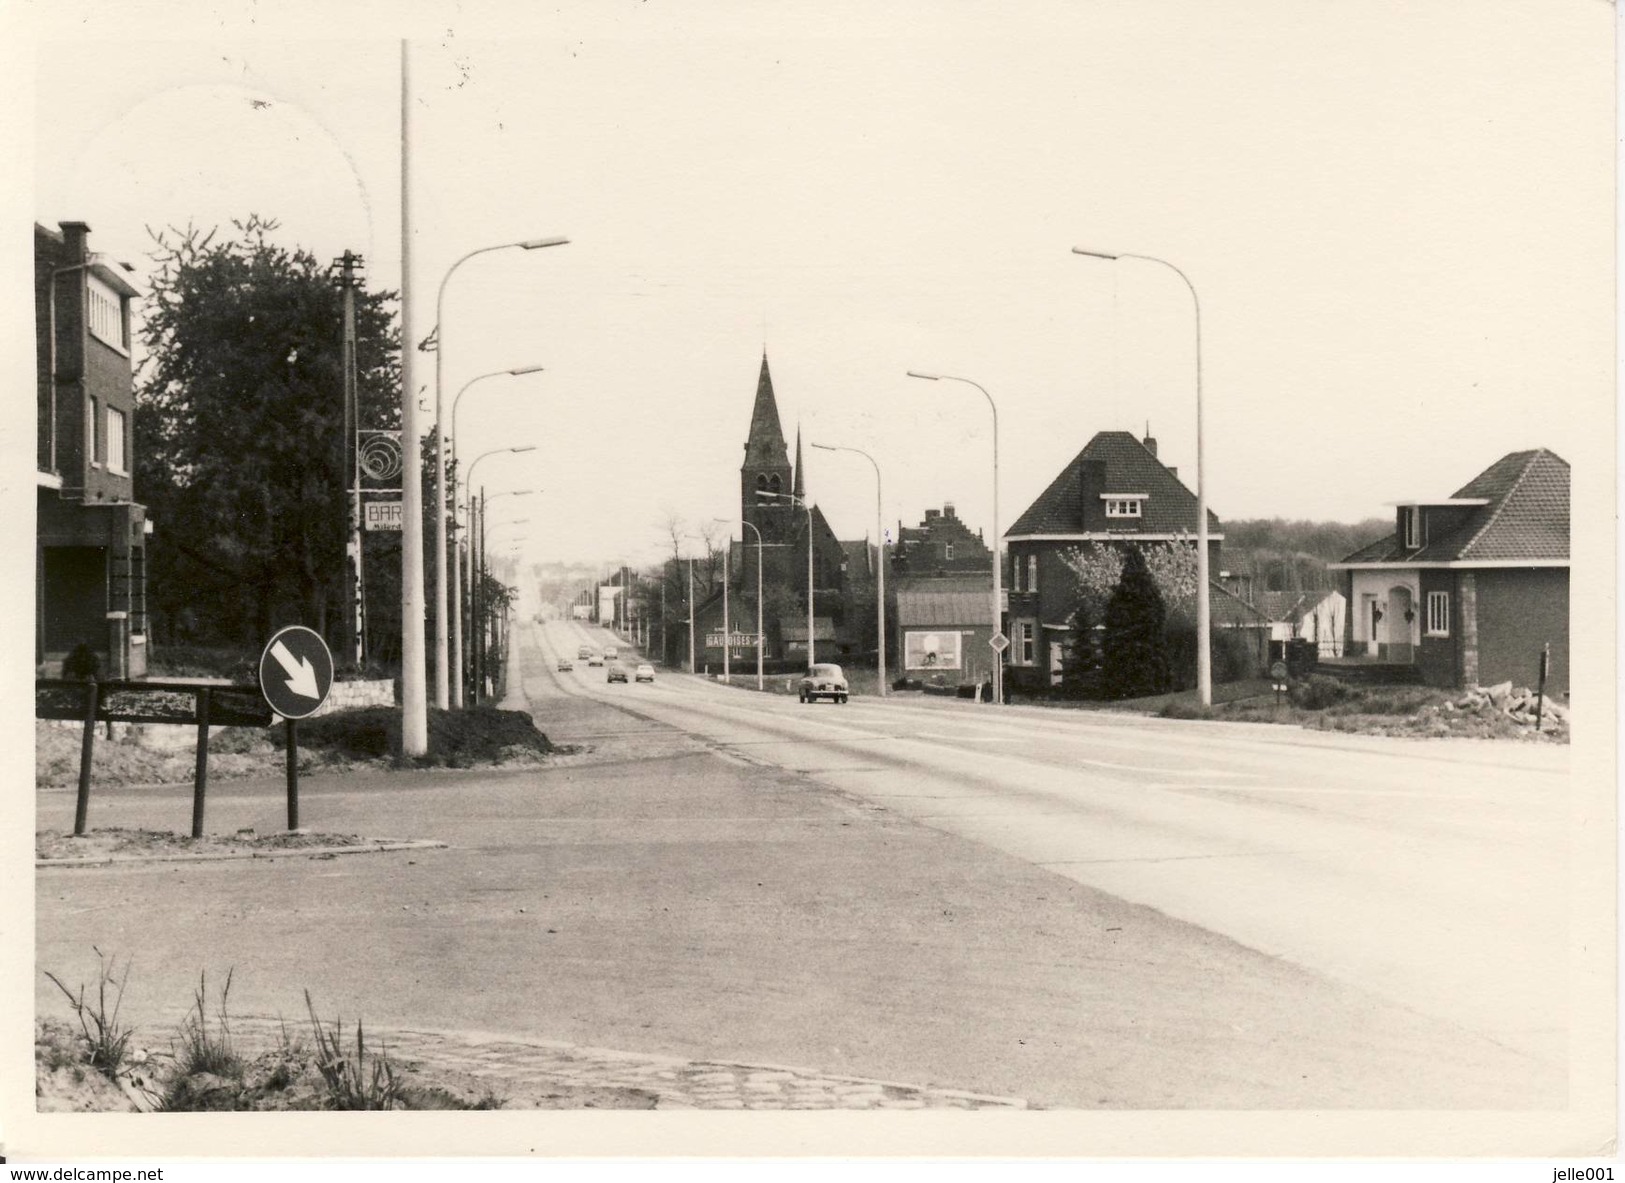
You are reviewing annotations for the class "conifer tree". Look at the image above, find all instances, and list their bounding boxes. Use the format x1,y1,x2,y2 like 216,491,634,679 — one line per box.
1101,548,1170,699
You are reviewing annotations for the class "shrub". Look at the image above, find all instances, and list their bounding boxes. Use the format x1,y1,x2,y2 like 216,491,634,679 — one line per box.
305,991,403,1111
170,969,242,1081
1290,674,1353,711
1101,549,1170,699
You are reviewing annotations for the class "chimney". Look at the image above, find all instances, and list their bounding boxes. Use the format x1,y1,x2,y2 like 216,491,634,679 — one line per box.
60,221,91,263
924,508,940,521
1078,459,1107,529
1142,427,1158,458
944,502,956,519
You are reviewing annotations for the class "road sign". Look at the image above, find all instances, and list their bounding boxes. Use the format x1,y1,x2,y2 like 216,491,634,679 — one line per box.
1269,660,1288,681
989,632,1010,654
364,500,403,531
258,626,334,720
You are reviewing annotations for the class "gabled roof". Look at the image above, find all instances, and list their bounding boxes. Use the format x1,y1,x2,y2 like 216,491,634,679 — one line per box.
1006,431,1220,537
839,539,875,577
1208,581,1270,628
742,353,790,470
1338,449,1569,565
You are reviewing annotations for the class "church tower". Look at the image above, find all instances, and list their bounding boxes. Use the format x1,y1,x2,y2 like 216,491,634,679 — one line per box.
741,353,795,544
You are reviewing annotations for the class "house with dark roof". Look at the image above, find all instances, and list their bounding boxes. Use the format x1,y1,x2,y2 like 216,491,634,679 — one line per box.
1327,449,1568,693
892,574,997,689
1003,429,1221,691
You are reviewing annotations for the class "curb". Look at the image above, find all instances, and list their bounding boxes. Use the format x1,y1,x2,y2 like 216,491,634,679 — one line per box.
37,838,448,869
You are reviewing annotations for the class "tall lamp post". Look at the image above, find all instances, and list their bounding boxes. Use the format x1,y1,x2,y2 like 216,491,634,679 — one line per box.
813,443,886,697
463,487,533,699
465,445,536,701
479,522,530,704
716,518,765,690
761,490,816,667
450,365,544,707
433,235,568,710
906,371,1002,704
1071,247,1211,707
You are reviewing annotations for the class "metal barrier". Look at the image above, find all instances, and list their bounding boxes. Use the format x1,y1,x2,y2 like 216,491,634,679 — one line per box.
36,679,280,839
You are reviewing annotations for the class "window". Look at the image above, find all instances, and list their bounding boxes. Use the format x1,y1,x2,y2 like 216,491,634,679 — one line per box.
1105,498,1143,518
1018,621,1035,665
768,474,781,496
1426,590,1449,636
106,406,127,474
945,543,954,561
1026,555,1038,594
1011,551,1022,591
1403,506,1421,550
87,275,128,351
755,474,768,502
86,395,99,466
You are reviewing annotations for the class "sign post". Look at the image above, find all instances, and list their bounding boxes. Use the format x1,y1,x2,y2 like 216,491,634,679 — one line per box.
259,626,335,831
1270,660,1289,707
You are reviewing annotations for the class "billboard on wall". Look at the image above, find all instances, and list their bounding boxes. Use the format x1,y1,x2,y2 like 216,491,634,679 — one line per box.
598,586,619,622
904,630,962,670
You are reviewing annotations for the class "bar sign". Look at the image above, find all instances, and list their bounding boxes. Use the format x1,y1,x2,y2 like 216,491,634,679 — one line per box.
364,500,403,531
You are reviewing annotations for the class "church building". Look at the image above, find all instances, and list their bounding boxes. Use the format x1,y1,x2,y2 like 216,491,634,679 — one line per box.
691,355,874,672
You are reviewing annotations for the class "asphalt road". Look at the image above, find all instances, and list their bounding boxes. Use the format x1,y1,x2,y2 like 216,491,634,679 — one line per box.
34,618,1573,1109
535,617,1572,1104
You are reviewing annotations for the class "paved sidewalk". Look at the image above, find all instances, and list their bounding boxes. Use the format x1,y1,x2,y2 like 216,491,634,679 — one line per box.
226,1017,1029,1110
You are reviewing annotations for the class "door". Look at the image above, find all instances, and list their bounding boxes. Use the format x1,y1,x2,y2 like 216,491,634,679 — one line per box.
1387,586,1413,662
1362,594,1379,657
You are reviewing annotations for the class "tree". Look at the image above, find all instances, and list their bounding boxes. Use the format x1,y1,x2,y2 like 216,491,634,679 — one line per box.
1100,548,1169,699
136,216,401,651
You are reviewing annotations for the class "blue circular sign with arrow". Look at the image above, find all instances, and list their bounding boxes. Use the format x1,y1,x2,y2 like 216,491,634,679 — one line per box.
258,625,335,720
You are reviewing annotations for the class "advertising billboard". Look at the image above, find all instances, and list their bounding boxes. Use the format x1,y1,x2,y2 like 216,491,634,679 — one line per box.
904,630,962,670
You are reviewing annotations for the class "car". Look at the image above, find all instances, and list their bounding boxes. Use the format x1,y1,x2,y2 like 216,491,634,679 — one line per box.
557,658,574,672
587,652,604,667
578,646,593,660
798,663,849,704
606,663,628,684
604,646,618,660
635,663,655,683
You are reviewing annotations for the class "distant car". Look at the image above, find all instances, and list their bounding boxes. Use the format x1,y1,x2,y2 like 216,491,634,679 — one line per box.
557,658,574,672
799,663,849,704
635,663,655,683
587,652,604,667
604,646,618,660
606,663,628,684
578,646,593,660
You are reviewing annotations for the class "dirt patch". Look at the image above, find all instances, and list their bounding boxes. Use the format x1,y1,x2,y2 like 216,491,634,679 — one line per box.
36,827,427,863
35,1017,657,1112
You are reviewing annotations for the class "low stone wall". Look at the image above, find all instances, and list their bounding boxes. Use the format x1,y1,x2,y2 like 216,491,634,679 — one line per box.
308,678,396,718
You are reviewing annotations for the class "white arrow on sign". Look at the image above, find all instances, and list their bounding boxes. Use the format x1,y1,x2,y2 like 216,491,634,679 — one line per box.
269,640,321,699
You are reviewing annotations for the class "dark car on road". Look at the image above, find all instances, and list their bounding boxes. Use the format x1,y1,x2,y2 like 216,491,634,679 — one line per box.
606,662,628,684
798,663,849,704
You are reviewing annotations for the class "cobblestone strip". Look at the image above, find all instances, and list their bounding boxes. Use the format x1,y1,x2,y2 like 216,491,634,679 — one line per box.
228,1017,1027,1110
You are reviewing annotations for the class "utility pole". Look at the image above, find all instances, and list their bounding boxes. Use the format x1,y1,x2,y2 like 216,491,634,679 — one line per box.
399,40,428,755
334,250,366,667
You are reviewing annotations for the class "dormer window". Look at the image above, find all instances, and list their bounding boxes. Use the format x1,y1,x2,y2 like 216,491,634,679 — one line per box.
1102,494,1146,518
1403,506,1421,550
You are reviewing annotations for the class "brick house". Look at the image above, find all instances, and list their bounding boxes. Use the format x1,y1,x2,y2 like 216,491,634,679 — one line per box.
1002,429,1221,692
892,503,991,579
35,221,149,678
1328,449,1569,694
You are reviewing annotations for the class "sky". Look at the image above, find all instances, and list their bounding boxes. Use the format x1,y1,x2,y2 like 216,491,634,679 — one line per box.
11,0,1616,573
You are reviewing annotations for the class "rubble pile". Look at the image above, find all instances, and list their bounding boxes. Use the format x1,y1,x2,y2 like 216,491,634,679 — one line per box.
1446,681,1568,732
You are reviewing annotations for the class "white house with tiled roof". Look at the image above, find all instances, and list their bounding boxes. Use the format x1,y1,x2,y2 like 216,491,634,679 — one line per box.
1328,449,1568,692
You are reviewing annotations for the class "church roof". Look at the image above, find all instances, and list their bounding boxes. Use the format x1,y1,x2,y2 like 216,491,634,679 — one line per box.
742,353,790,470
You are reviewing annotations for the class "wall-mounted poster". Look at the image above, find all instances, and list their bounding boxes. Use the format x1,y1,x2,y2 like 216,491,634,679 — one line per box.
904,630,962,670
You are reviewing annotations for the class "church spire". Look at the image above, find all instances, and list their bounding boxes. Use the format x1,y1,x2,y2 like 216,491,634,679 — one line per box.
742,352,790,470
792,425,805,500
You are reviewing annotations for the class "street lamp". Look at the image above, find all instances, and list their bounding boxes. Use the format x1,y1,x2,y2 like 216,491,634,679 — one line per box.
761,489,816,668
906,371,1002,704
433,235,568,710
1071,247,1211,707
464,446,537,702
812,443,886,697
450,365,544,707
715,518,765,690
